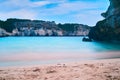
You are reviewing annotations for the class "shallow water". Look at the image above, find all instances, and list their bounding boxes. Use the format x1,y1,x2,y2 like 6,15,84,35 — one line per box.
0,37,120,67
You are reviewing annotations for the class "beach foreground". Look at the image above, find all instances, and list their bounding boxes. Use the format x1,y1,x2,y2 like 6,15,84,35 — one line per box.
0,59,120,80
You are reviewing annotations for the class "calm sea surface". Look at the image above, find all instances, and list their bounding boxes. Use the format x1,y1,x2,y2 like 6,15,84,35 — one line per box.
0,37,120,67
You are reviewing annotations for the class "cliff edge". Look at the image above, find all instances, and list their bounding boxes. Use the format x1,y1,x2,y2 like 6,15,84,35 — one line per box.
88,0,120,41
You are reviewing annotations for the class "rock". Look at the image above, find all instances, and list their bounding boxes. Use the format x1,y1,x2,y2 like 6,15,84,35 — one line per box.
88,0,120,41
0,18,90,37
0,28,11,37
33,68,41,72
82,37,92,42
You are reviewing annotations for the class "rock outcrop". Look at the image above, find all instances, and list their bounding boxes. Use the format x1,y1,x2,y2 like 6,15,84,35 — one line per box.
58,23,90,36
0,18,90,37
0,28,11,37
89,0,120,41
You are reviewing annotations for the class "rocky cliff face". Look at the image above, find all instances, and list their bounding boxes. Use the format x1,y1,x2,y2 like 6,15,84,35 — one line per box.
0,28,11,37
0,19,90,37
89,0,120,41
101,0,120,28
11,20,63,36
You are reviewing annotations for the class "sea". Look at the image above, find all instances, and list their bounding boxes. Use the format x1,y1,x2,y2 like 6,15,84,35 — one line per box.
0,37,120,67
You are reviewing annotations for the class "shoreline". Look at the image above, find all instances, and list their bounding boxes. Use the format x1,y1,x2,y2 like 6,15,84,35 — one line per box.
0,58,120,80
0,51,120,67
0,58,120,68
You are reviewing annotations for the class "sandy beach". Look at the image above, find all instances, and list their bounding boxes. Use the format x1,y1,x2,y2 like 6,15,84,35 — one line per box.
0,59,120,80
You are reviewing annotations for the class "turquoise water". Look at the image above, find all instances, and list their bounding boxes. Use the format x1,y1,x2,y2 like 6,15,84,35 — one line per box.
0,37,120,67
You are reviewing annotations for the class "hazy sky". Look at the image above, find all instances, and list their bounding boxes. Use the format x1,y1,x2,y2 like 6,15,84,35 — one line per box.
0,0,109,26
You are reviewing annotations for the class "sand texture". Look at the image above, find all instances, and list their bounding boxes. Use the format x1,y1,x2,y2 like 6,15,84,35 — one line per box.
0,59,120,80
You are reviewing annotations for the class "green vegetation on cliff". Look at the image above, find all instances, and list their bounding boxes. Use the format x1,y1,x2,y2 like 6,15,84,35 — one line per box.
0,18,90,36
0,18,32,32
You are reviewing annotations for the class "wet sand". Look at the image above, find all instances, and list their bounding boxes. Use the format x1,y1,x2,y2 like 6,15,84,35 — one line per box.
0,59,120,80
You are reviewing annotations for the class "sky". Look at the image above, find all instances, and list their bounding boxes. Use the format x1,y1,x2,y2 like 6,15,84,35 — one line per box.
0,0,109,26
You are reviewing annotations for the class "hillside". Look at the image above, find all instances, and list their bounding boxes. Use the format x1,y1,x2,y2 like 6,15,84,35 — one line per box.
0,18,90,37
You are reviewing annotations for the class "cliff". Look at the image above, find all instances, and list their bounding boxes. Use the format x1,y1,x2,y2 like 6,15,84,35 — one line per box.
0,28,11,37
0,18,90,37
88,0,120,41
